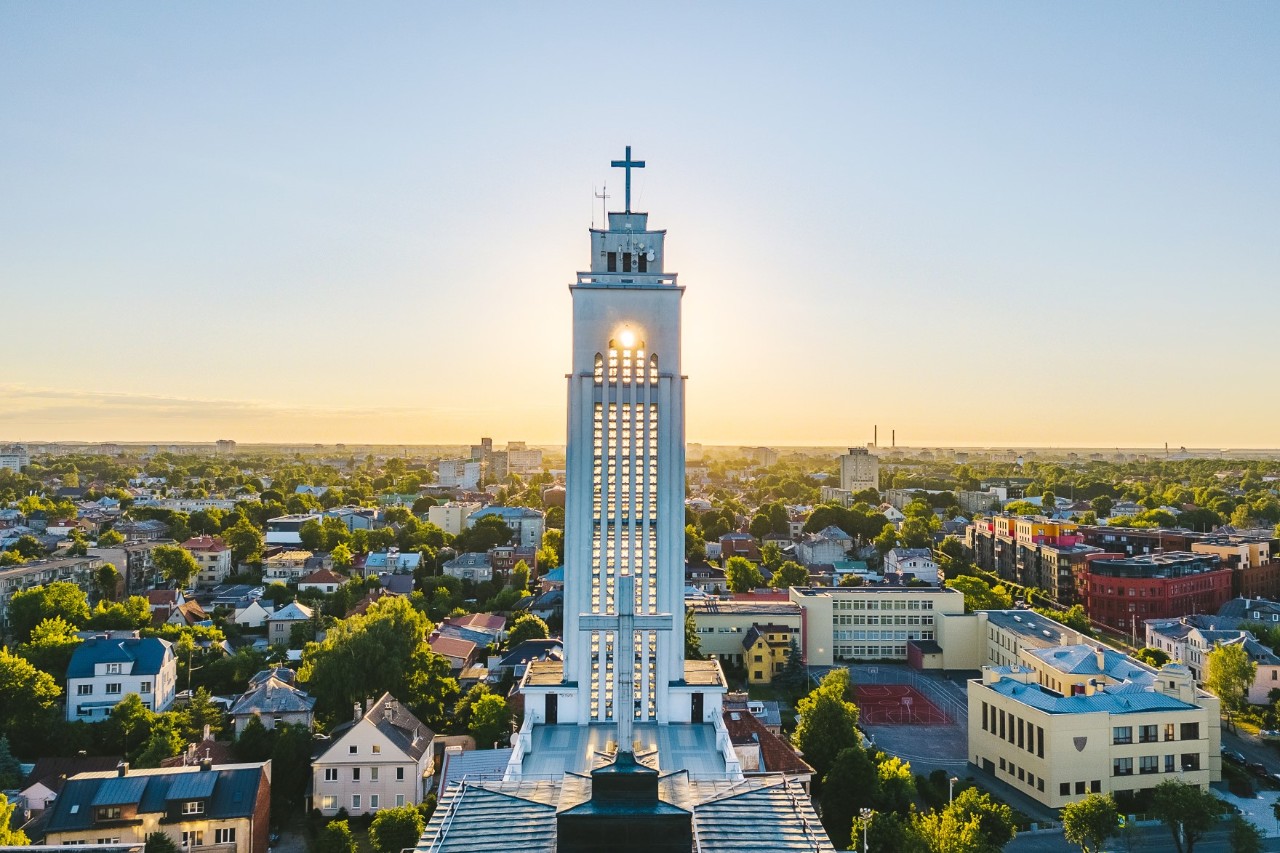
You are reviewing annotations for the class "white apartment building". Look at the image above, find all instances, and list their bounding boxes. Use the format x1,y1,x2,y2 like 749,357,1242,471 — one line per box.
311,694,436,816
788,585,966,665
436,459,481,490
66,636,177,721
838,447,879,494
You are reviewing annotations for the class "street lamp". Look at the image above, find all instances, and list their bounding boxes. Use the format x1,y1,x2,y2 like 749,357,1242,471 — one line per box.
859,808,873,853
949,776,958,804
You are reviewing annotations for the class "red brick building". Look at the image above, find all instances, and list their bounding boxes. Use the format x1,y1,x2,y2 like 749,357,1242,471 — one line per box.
1079,551,1231,633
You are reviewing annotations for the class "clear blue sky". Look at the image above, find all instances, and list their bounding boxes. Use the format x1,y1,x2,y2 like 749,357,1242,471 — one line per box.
2,3,1277,447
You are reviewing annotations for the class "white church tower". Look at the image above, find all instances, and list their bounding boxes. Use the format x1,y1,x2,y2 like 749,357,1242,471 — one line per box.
518,150,726,748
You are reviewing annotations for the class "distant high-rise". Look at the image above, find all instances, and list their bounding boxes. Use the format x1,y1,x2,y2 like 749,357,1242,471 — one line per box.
839,446,879,493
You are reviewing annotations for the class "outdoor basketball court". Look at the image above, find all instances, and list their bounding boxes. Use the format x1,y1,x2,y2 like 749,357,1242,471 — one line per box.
853,683,950,725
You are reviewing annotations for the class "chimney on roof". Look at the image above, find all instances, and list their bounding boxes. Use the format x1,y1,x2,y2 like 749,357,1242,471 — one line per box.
383,703,394,721
116,761,129,777
1095,648,1106,671
199,757,212,772
353,702,362,722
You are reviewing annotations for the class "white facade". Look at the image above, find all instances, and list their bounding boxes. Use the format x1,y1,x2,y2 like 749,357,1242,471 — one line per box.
427,501,481,536
838,447,879,494
437,459,481,490
65,637,177,721
884,548,939,584
312,695,435,816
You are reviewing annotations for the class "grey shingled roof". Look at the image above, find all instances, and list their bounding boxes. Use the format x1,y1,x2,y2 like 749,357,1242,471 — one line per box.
229,676,316,717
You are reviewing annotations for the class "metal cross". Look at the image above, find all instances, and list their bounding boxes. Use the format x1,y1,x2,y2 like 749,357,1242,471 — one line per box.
610,146,645,213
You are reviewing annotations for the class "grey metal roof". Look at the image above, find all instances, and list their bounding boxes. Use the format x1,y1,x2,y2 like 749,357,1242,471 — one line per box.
166,771,217,801
67,636,174,679
981,675,1198,715
229,676,316,717
45,765,266,833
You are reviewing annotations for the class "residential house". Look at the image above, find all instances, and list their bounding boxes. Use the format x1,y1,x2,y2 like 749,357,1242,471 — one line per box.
426,502,482,537
884,548,940,584
362,549,421,577
719,532,761,563
1144,614,1280,704
20,755,123,811
298,569,347,595
466,506,545,549
42,761,272,853
741,624,799,685
722,702,814,788
686,599,804,667
489,640,564,682
263,550,320,582
115,520,169,542
795,526,853,566
442,552,492,583
429,634,479,673
232,600,274,630
181,536,232,588
266,601,314,648
66,636,177,721
228,672,316,734
441,612,508,645
310,693,436,816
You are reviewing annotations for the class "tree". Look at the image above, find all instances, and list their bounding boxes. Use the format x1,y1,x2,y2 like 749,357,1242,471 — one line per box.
316,820,357,853
110,693,155,757
1205,641,1256,730
684,607,702,660
144,832,180,853
1151,779,1221,853
369,805,426,853
10,534,45,559
135,715,184,768
768,560,809,589
94,562,122,602
938,786,1015,853
1134,646,1170,668
87,595,152,630
1228,816,1264,853
724,556,764,593
16,616,82,683
912,806,985,853
0,793,30,846
299,596,458,728
1062,792,1118,853
469,692,513,748
8,581,90,642
233,715,273,762
510,560,531,593
507,612,548,646
775,639,807,695
874,755,916,814
152,544,199,588
945,576,1012,612
874,523,898,555
0,736,22,789
1091,495,1114,517
454,516,514,553
819,745,879,849
299,518,326,551
851,809,920,853
331,542,354,570
0,646,62,743
181,687,225,741
792,668,859,784
224,517,265,565
97,527,125,546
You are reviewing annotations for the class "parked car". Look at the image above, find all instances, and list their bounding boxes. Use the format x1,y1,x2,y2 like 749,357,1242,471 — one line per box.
1248,761,1270,779
1260,729,1280,741
1223,748,1248,765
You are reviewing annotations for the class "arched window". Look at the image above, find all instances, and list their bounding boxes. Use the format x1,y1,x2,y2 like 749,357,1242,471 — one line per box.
593,353,604,384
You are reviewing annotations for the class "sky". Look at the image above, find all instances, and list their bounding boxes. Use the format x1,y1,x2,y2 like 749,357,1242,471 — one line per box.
2,3,1278,448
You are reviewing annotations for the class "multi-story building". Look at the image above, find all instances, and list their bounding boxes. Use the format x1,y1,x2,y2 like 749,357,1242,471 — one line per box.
686,599,804,667
1190,534,1280,600
66,635,177,721
264,514,313,546
968,645,1220,809
1,554,102,632
1077,526,1205,556
968,515,1101,603
742,623,799,684
466,505,545,549
0,444,30,472
266,601,314,648
788,585,965,665
42,761,271,853
794,526,852,567
262,550,319,582
442,552,492,583
437,459,481,490
182,536,232,588
957,489,1005,516
311,693,436,816
505,441,544,475
426,501,482,536
1079,552,1231,634
228,670,316,735
89,543,166,595
838,447,879,494
1144,614,1280,702
932,608,1093,671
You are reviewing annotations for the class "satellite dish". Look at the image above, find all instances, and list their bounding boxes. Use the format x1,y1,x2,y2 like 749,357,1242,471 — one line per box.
646,250,655,262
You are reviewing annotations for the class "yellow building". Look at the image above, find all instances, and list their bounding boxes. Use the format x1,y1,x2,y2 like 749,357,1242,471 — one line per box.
742,624,799,684
1013,517,1078,546
968,645,1220,809
686,599,803,667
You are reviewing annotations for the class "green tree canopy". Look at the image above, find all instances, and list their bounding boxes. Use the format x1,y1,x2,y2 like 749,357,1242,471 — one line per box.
469,692,513,748
1206,641,1257,728
768,560,809,589
0,646,62,745
792,668,859,784
316,821,357,853
945,576,1013,612
8,581,90,642
0,793,31,846
1151,779,1221,853
507,612,548,646
152,544,200,588
369,805,427,853
16,616,82,684
724,556,764,593
819,745,878,849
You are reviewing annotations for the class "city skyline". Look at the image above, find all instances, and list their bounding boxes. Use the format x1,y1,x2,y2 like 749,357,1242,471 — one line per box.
3,4,1278,447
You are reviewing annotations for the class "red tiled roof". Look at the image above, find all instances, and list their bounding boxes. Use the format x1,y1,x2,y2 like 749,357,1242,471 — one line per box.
182,535,229,552
447,612,507,633
147,589,179,606
722,709,814,777
429,634,478,662
299,569,347,585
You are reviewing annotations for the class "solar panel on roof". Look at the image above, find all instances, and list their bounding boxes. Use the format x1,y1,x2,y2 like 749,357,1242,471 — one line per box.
167,771,218,801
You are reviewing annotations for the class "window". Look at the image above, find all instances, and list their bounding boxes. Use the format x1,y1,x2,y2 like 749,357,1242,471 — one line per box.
1113,758,1133,776
182,801,205,815
321,796,337,811
370,768,379,782
324,768,338,782
96,806,122,820
1139,756,1159,774
1113,726,1132,745
182,831,204,847
1075,781,1086,795
1180,722,1200,740
352,768,361,782
140,681,152,694
1165,723,1175,741
1181,753,1201,771
396,767,405,781
606,252,617,272
622,252,632,273
1165,754,1175,772
1060,782,1071,796
370,794,380,810
77,684,93,695
1090,780,1101,793
1139,724,1158,743
351,795,361,810
215,829,236,845
396,794,405,807
106,663,122,674
105,683,122,695
372,744,381,755
349,745,358,754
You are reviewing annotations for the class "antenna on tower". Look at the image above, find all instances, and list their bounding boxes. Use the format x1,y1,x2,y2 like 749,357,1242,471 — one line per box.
594,184,610,230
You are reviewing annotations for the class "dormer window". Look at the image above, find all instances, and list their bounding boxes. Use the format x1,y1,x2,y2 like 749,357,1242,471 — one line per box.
106,663,122,674
96,806,122,821
182,801,205,815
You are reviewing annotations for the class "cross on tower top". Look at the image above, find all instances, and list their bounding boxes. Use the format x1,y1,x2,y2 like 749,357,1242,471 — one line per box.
610,145,645,213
